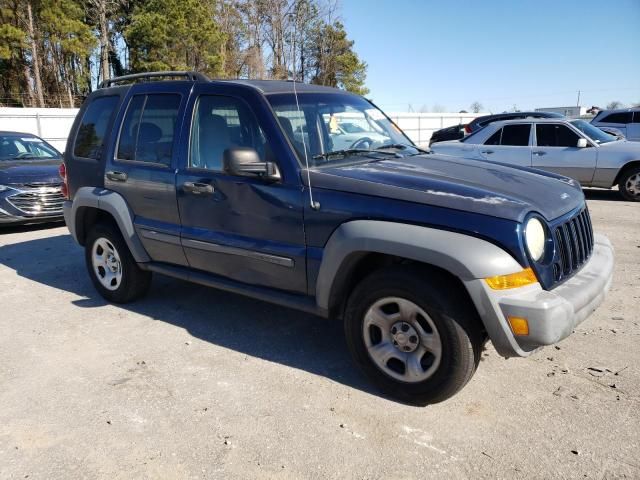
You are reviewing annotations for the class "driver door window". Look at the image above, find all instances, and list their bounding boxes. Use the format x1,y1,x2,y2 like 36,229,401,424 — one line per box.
190,95,268,171
536,124,580,147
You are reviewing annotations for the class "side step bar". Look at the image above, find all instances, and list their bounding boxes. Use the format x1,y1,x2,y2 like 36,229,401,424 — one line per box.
144,262,327,318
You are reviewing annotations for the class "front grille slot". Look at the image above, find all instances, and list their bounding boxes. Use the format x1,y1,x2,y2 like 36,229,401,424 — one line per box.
7,186,65,217
552,207,594,283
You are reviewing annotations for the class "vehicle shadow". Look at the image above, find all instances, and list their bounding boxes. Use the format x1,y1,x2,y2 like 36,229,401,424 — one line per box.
0,233,383,401
0,220,66,235
583,188,625,202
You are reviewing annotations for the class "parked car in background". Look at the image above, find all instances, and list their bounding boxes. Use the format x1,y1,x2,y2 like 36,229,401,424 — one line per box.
430,118,640,201
428,111,564,146
598,126,626,140
0,132,65,224
428,123,466,146
61,71,614,405
591,107,640,141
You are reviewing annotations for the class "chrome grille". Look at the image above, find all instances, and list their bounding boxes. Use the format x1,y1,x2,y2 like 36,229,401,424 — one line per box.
7,185,65,216
553,207,594,282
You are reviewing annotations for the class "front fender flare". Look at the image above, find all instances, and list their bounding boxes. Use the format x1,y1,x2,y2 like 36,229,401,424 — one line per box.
315,220,523,311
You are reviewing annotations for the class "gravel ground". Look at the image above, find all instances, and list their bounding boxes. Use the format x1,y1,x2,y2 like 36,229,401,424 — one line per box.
0,189,638,480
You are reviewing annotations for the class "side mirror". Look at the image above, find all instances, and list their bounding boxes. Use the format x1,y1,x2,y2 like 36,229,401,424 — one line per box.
223,147,280,180
576,138,588,148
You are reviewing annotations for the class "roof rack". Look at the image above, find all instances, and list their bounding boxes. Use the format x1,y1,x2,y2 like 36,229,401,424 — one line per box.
99,71,210,89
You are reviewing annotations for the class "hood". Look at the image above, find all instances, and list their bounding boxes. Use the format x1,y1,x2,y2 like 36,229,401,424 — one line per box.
308,154,584,222
0,158,62,186
598,139,640,154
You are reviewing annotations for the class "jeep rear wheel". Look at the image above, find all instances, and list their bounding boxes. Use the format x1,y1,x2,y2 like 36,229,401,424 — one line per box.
85,222,151,303
344,266,483,405
618,166,640,202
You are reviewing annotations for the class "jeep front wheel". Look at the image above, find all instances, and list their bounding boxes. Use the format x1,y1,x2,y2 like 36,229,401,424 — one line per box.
344,266,483,405
85,222,151,303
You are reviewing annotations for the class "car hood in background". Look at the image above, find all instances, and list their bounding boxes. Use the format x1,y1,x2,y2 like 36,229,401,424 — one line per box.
308,153,584,222
597,139,640,153
0,159,62,185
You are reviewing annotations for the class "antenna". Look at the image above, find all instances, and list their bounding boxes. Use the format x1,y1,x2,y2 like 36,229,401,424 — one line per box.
290,5,320,211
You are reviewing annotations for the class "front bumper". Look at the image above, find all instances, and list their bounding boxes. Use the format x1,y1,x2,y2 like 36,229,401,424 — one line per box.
465,233,614,357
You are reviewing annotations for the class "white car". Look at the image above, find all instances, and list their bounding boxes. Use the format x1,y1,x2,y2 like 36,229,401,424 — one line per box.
430,118,640,201
591,108,640,141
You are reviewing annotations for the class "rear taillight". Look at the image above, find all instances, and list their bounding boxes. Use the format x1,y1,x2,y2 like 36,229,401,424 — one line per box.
59,163,69,199
464,124,472,134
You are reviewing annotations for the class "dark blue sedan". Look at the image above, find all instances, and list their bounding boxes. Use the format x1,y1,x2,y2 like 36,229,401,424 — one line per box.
0,132,65,225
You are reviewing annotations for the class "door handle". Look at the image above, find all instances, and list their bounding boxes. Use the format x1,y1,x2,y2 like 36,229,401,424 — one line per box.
106,171,128,182
183,181,214,195
481,150,494,154
533,151,547,156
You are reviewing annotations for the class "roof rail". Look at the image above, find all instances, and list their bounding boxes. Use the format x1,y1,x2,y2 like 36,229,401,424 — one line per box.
99,71,210,89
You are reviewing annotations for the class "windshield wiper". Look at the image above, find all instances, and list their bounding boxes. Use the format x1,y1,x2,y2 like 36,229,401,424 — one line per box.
375,143,430,155
312,149,398,161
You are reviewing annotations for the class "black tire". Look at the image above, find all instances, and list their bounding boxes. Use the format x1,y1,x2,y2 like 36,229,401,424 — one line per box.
344,265,484,405
618,166,640,201
84,222,151,303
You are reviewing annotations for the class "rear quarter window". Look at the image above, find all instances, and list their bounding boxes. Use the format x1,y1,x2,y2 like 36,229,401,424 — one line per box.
73,95,119,159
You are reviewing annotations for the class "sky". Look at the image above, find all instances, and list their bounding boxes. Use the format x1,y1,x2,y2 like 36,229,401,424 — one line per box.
340,0,640,113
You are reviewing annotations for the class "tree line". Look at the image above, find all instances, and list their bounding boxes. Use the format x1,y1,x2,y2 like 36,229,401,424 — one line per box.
0,0,368,108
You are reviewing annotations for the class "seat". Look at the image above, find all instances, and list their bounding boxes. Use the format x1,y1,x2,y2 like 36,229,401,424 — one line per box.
135,122,163,163
198,114,233,170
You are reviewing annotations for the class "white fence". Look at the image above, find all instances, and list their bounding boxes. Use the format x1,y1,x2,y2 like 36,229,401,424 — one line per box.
0,108,79,151
0,108,484,152
389,113,482,146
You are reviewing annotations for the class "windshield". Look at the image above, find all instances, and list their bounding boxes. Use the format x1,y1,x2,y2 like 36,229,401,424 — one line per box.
268,93,419,166
569,120,616,144
0,135,61,161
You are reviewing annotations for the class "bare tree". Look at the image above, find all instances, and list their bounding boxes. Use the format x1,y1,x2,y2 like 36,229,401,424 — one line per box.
86,0,125,84
606,101,624,110
432,104,446,113
470,101,483,113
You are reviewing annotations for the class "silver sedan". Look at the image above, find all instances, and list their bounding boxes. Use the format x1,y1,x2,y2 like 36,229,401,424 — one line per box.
430,118,640,201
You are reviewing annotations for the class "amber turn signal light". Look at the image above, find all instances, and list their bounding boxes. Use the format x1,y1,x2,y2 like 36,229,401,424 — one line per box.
508,316,529,336
485,268,537,290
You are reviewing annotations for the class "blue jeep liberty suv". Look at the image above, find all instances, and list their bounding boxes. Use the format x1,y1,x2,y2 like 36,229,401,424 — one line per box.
62,71,614,404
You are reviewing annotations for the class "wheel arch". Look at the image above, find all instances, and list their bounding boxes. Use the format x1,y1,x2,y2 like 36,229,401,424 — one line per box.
316,220,524,317
613,160,640,186
69,187,150,262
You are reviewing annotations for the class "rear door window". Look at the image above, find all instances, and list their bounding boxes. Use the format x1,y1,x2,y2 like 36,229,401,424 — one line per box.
500,124,531,146
601,112,632,124
116,93,180,166
536,124,580,147
73,95,119,159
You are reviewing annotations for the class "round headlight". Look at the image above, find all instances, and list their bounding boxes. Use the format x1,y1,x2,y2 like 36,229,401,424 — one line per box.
525,217,546,262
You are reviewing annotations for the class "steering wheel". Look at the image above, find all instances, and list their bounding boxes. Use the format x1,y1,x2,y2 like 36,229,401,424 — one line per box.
349,137,373,149
14,152,33,158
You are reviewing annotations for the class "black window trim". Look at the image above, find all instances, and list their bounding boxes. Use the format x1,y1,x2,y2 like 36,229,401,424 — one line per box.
113,91,183,168
72,94,120,161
